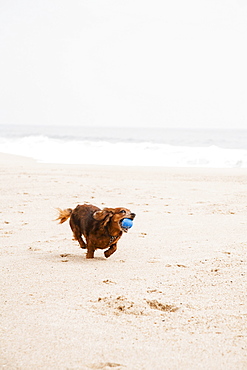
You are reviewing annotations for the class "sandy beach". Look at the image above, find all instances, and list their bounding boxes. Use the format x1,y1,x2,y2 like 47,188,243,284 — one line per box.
1,152,247,370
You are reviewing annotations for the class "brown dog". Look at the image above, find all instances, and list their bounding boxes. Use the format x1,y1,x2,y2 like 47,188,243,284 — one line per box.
56,204,136,258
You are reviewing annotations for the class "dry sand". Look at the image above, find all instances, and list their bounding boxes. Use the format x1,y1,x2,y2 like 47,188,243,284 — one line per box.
0,153,247,369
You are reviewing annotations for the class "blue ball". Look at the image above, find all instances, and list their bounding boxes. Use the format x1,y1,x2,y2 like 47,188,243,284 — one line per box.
121,218,133,229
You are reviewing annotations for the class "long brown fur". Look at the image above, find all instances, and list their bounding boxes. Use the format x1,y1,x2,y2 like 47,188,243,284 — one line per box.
56,204,135,258
56,208,73,224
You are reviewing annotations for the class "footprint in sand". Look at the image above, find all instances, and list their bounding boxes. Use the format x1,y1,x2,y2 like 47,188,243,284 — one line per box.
87,362,124,369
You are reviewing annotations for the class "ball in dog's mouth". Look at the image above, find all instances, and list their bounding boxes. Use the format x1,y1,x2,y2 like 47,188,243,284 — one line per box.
120,218,133,232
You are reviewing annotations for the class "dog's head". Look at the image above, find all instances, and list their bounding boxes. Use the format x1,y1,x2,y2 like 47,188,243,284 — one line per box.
93,207,136,232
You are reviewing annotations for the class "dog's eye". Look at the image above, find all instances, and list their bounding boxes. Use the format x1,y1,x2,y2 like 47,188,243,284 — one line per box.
120,210,126,214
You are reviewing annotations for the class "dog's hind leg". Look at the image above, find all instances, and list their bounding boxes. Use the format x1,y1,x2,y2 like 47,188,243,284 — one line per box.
86,241,95,258
71,224,87,249
104,243,117,258
76,234,87,249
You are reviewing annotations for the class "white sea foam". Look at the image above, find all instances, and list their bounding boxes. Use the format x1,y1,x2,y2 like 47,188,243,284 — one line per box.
0,134,247,168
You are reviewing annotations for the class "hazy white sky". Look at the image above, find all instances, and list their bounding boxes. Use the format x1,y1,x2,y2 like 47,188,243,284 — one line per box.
0,0,246,129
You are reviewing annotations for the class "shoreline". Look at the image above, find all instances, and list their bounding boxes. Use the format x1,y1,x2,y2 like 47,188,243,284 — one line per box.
1,152,247,369
1,151,247,173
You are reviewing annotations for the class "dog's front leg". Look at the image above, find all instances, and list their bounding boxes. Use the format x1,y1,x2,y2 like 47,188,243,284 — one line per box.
104,243,117,258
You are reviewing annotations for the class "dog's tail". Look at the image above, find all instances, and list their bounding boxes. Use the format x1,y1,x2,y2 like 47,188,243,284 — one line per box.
56,208,73,224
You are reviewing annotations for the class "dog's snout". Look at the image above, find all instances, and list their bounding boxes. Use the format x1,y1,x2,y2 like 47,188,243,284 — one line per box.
130,213,136,219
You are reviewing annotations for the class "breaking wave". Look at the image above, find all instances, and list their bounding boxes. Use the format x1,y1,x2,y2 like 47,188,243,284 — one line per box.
0,134,247,168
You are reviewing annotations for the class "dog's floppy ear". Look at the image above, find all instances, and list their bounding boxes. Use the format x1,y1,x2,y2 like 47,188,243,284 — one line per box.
93,208,115,226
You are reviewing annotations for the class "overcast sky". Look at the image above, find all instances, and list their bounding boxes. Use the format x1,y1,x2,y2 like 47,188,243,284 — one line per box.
0,0,246,129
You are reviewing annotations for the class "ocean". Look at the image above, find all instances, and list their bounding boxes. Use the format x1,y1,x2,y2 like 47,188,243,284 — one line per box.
0,124,247,168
